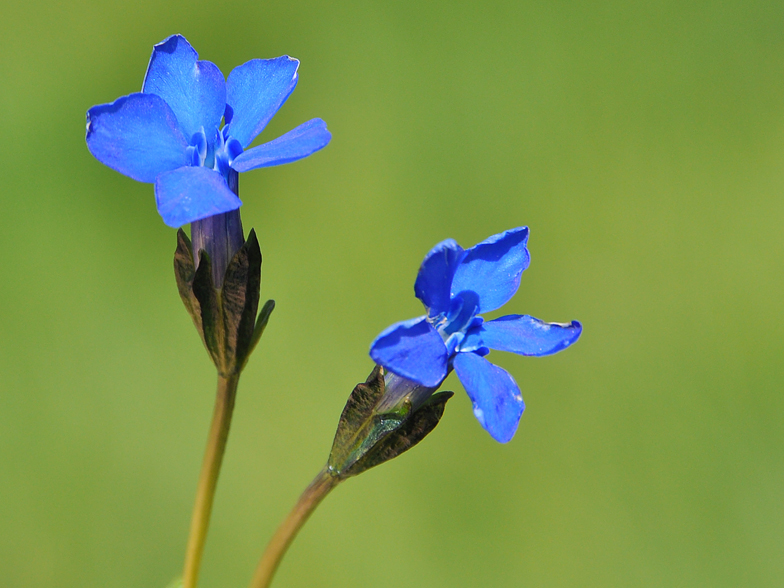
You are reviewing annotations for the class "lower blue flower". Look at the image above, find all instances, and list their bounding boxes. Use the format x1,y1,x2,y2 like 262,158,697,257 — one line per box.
369,227,582,443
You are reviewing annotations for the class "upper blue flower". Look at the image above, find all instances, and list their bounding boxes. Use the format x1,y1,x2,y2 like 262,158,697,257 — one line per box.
85,35,331,227
369,227,582,443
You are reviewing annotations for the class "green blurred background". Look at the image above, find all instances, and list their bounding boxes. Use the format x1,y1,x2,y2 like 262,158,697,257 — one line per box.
2,0,783,586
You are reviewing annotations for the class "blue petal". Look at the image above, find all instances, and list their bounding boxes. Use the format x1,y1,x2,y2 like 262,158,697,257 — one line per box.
154,167,242,228
453,352,524,443
463,315,582,356
230,118,331,172
86,93,189,183
414,239,465,317
450,227,530,313
225,56,299,148
142,35,226,141
369,317,448,387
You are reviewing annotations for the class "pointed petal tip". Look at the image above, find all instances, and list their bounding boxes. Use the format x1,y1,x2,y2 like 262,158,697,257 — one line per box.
467,315,582,357
553,319,583,348
152,34,195,56
230,118,332,172
226,56,302,147
472,401,524,443
143,35,226,140
451,226,532,314
453,352,525,443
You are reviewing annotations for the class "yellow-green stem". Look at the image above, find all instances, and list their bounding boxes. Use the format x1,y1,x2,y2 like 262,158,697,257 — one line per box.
249,468,339,588
182,372,240,588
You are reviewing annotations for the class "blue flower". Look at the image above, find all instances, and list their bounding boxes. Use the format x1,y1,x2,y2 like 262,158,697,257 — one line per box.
370,227,582,443
85,35,331,228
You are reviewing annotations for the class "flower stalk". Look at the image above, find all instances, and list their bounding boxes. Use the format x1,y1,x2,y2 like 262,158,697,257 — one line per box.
173,214,274,588
247,366,452,588
249,468,339,588
183,372,240,588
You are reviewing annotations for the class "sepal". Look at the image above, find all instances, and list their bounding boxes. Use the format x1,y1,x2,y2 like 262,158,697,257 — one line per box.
245,299,275,371
174,229,200,322
173,228,273,375
344,390,452,477
220,229,262,369
191,248,221,365
328,366,452,479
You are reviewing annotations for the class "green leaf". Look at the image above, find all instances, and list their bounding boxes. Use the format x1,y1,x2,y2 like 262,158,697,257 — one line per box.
164,578,183,588
341,391,453,478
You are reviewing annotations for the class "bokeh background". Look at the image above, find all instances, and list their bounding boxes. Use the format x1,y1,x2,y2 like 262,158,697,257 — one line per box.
2,1,783,586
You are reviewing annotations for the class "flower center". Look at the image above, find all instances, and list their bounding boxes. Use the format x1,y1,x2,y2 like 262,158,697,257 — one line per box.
427,292,483,356
214,127,244,179
186,126,243,181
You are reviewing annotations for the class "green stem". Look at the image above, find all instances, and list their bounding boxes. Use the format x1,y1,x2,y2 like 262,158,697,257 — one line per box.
182,372,240,588
249,468,339,588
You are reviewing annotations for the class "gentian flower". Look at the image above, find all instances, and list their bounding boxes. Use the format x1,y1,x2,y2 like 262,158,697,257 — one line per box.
86,34,331,229
370,227,582,443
